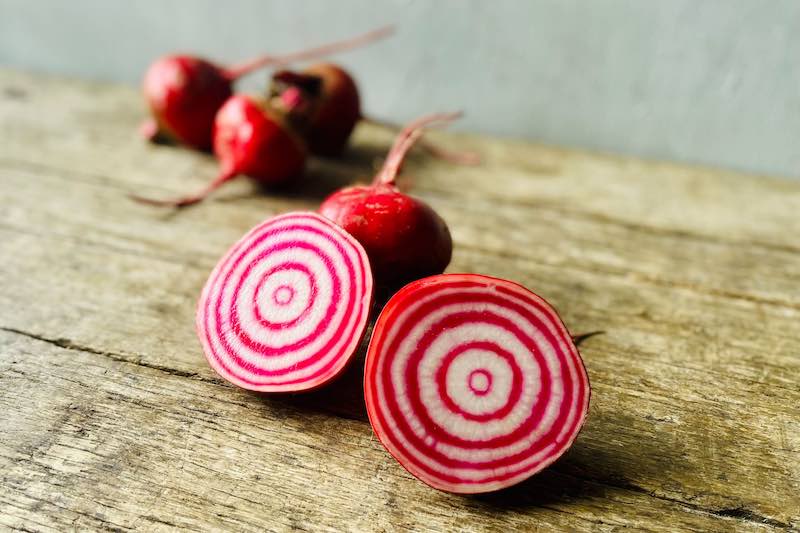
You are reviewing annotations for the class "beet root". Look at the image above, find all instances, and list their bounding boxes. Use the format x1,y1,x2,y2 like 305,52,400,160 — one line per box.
319,184,451,287
213,95,306,185
133,95,306,208
143,55,233,151
270,64,360,157
271,67,479,164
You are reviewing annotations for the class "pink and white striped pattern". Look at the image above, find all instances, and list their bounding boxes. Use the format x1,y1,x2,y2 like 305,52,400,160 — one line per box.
364,274,590,493
197,212,373,392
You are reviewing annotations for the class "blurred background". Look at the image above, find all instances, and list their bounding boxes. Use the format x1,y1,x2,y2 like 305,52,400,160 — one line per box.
2,0,798,178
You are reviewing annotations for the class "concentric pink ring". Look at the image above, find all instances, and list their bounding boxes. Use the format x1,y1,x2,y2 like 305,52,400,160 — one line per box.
434,340,524,423
272,285,295,305
468,369,492,395
252,262,316,327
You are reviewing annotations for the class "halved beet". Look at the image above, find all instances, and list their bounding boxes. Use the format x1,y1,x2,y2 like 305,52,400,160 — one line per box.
364,273,590,493
197,212,373,392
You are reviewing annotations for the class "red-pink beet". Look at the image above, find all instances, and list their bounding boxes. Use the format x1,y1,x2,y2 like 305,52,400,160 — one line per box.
142,55,234,151
271,63,361,156
134,95,306,207
365,273,590,494
271,67,479,164
141,26,393,151
197,211,373,392
319,112,461,286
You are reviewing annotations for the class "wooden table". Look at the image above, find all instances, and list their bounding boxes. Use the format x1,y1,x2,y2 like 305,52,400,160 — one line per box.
1,68,798,532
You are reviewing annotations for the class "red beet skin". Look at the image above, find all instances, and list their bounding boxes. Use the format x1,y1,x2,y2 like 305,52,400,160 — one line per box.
271,62,480,164
133,95,306,207
319,112,462,286
271,63,360,156
319,184,451,285
213,95,306,185
301,64,361,156
143,56,233,151
364,273,591,494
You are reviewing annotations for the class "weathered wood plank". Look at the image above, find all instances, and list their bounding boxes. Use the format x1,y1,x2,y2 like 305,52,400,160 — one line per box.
1,68,798,530
0,330,779,532
1,222,797,526
1,67,798,251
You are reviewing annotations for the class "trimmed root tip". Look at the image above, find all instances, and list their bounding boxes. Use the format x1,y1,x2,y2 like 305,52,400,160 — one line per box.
129,169,235,208
139,119,159,142
129,193,199,208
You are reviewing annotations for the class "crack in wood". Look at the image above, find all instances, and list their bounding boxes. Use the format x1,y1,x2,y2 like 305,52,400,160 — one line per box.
600,478,793,530
0,326,368,425
711,506,792,529
0,220,216,271
0,326,215,383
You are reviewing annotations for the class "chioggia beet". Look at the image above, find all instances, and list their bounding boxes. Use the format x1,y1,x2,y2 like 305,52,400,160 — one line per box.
271,64,360,156
134,95,306,207
319,112,461,287
141,26,393,150
364,273,590,493
270,67,479,164
197,211,373,392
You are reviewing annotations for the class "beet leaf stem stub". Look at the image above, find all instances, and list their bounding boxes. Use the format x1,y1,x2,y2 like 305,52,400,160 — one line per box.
364,274,590,494
222,25,395,80
374,112,464,186
197,212,373,392
362,115,480,166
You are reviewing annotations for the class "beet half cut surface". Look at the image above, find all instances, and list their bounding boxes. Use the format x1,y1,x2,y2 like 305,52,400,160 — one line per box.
364,274,590,493
197,212,373,392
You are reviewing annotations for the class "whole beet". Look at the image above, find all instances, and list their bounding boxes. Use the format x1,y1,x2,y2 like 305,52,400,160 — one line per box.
272,67,479,164
319,112,462,286
301,64,361,156
320,184,451,285
214,95,306,185
133,95,306,207
271,63,359,157
142,56,233,150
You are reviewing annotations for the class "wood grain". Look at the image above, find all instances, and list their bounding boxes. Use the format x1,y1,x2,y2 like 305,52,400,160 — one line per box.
1,68,798,531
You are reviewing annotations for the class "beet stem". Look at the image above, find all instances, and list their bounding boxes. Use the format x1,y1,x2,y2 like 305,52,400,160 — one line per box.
130,167,236,208
223,25,394,80
373,112,463,187
363,115,480,167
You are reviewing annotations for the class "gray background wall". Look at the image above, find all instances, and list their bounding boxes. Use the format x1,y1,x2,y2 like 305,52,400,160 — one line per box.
1,0,798,178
